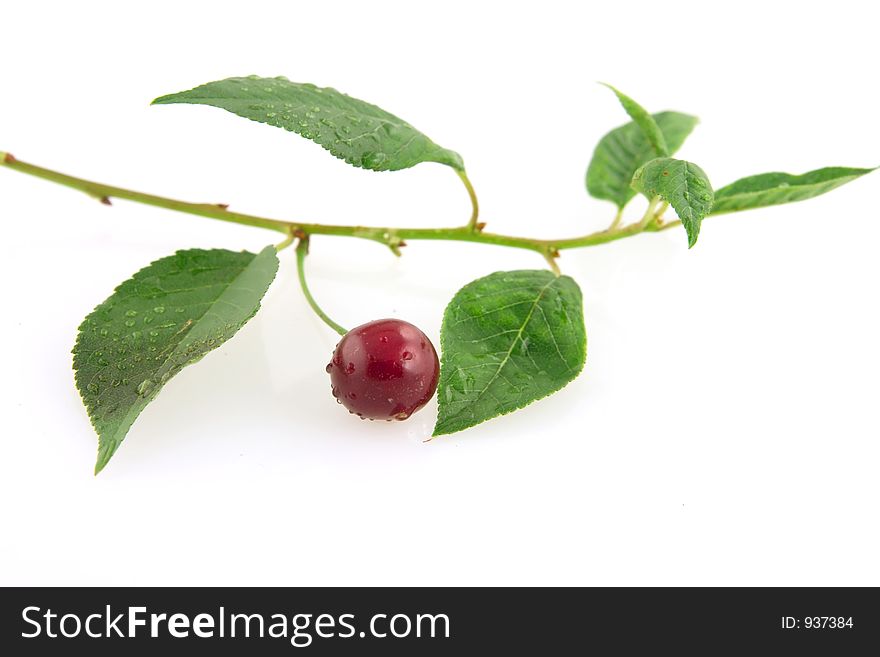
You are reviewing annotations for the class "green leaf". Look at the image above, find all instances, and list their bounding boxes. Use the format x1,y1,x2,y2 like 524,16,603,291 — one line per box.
711,166,876,214
433,270,586,437
586,111,699,209
632,157,714,248
73,246,279,473
601,84,669,157
153,76,464,172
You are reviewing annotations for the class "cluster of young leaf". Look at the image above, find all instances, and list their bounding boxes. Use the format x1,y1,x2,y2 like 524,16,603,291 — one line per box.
73,75,874,472
586,84,873,247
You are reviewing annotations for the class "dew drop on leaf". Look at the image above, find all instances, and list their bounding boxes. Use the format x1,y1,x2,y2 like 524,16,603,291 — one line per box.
361,151,387,168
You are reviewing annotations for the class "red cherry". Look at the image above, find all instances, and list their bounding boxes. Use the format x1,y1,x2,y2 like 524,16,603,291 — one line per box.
326,319,440,421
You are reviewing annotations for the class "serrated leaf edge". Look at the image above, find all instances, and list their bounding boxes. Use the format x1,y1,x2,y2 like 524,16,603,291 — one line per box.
151,77,465,173
632,157,714,248
74,246,279,474
710,166,877,215
432,274,586,437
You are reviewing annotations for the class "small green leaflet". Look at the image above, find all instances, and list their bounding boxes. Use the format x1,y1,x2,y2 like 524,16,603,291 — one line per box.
632,157,714,248
433,270,586,437
711,166,876,214
601,84,668,158
586,111,699,209
153,76,464,173
74,247,279,473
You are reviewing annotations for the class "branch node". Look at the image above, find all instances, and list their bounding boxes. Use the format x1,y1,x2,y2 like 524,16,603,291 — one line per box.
100,196,112,206
475,222,487,232
215,203,229,210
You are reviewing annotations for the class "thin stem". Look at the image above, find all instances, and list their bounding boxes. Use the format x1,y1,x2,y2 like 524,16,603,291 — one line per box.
543,252,561,276
656,217,681,231
608,206,624,230
457,169,480,231
653,201,669,222
1,153,290,234
639,196,662,228
1,152,682,269
274,231,296,252
295,237,348,336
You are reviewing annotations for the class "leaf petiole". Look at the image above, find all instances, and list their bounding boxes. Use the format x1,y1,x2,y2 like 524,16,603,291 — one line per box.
651,200,669,227
543,251,562,276
275,231,296,252
457,169,480,231
639,196,662,228
608,207,625,230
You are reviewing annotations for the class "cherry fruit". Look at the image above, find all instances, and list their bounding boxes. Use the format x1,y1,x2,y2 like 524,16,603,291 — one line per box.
327,319,440,421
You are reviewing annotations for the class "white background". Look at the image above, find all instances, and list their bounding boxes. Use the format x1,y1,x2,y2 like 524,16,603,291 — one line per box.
1,1,878,586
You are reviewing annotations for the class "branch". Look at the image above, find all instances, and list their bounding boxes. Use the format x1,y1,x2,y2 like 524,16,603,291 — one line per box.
0,153,678,263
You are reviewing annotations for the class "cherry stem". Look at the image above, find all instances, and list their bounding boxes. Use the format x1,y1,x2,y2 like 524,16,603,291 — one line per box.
295,236,348,336
0,152,679,271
